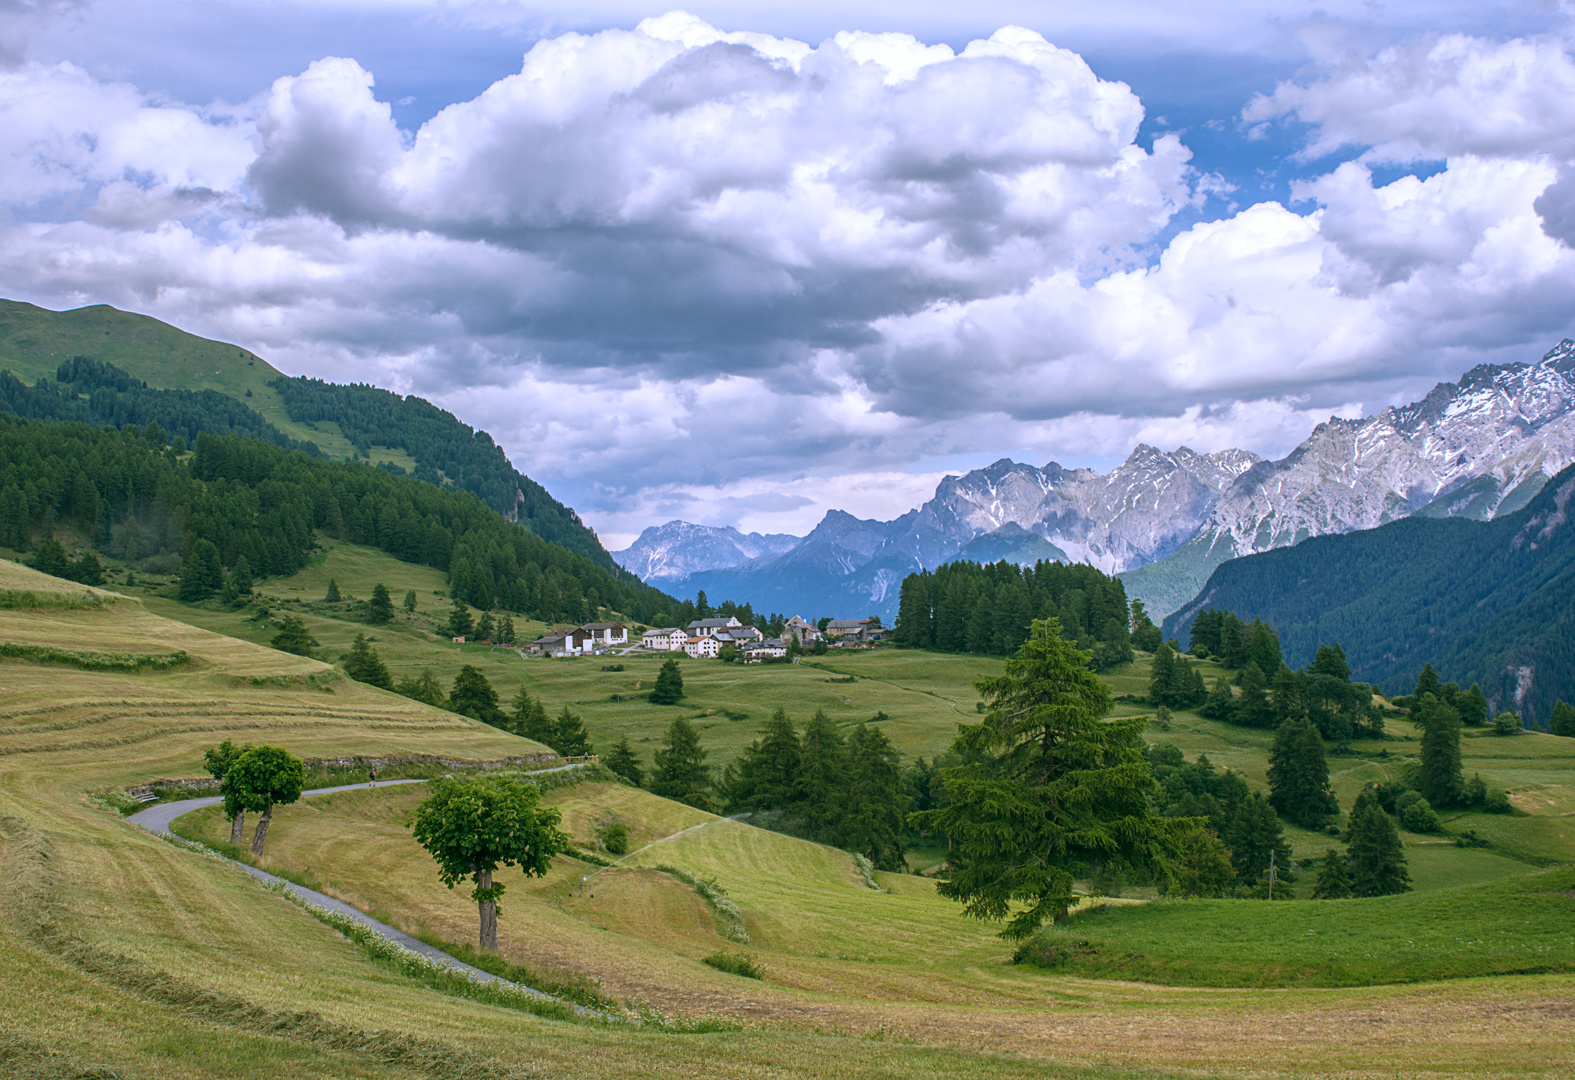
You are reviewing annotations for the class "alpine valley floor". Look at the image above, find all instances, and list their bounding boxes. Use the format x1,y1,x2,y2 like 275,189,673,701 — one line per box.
3,557,1574,1079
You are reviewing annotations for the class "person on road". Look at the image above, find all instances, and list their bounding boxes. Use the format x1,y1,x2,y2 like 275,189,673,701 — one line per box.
369,767,377,787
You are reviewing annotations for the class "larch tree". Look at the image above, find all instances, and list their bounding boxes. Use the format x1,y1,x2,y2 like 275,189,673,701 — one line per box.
728,708,801,813
270,614,318,657
843,723,911,871
344,632,393,690
912,618,1172,939
178,538,224,601
793,709,852,844
222,745,304,855
412,777,567,950
551,706,592,756
651,717,711,811
1414,693,1465,806
449,665,502,724
603,736,644,787
1312,848,1354,899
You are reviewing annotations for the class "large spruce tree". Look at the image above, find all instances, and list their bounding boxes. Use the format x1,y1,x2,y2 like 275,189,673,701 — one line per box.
649,658,685,705
913,618,1171,938
728,708,801,813
1267,717,1339,828
368,583,395,625
1414,693,1465,806
652,717,712,810
1224,791,1291,885
603,736,644,787
843,724,911,871
344,632,393,690
794,709,851,844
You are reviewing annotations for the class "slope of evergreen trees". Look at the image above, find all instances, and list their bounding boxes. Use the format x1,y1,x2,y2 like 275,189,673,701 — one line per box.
268,376,611,567
1162,463,1575,723
0,414,678,626
892,559,1135,668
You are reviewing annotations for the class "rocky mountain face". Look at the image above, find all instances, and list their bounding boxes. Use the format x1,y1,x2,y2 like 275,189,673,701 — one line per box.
612,521,801,582
617,340,1575,622
1125,339,1575,616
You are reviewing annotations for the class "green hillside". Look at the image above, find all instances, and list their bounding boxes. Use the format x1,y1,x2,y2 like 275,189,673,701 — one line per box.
0,299,614,567
1162,463,1575,722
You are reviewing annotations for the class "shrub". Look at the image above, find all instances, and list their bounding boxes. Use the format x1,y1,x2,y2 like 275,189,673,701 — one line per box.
1398,797,1441,833
1493,710,1522,735
600,822,629,856
1483,787,1513,814
702,952,763,979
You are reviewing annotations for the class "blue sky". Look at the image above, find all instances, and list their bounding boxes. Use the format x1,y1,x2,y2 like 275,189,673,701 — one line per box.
6,0,1575,545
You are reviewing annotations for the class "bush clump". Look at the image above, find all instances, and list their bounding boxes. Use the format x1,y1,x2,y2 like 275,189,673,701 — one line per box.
702,951,763,979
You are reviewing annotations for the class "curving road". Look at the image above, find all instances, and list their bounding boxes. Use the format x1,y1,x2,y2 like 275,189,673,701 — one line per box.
130,771,595,1012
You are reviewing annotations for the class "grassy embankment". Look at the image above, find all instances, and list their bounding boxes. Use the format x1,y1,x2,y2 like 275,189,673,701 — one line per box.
0,297,416,468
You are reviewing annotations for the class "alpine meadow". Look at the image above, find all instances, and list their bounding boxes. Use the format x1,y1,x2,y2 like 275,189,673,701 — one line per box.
5,5,1575,1079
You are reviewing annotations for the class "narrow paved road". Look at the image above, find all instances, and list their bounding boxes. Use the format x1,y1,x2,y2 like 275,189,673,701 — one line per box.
130,770,595,1013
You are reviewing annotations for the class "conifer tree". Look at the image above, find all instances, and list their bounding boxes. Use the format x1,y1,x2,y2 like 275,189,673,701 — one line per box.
1311,848,1354,899
551,706,592,756
178,538,224,601
1245,619,1283,674
1415,693,1465,806
1550,700,1575,738
270,614,318,657
1346,790,1410,896
1129,599,1163,651
1309,643,1351,682
446,598,473,639
1148,643,1177,704
913,618,1171,938
651,717,712,811
449,665,502,724
603,736,644,787
324,578,342,603
403,588,418,615
344,631,393,690
843,724,911,870
649,657,684,705
1267,717,1339,828
728,708,801,813
509,686,554,745
1224,791,1291,885
498,615,515,645
230,555,254,595
395,668,447,708
1413,663,1441,700
1233,663,1275,728
794,709,852,844
368,583,394,624
28,536,72,579
474,611,497,643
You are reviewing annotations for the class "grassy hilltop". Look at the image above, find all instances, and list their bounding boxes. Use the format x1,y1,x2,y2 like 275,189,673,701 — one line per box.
3,550,1575,1078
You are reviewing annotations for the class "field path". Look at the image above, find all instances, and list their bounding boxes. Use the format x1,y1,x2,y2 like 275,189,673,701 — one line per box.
130,767,596,1013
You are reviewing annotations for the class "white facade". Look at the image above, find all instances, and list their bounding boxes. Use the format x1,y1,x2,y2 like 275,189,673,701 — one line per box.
687,616,741,638
643,627,688,651
683,635,721,658
581,622,628,646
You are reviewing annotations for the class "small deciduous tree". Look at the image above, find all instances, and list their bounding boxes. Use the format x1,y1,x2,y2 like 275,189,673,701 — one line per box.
649,657,684,705
603,736,644,787
1493,709,1522,735
1550,700,1575,738
913,618,1172,938
222,745,304,855
411,777,567,949
368,583,394,624
652,716,712,810
203,738,253,844
270,614,319,657
403,588,418,615
344,632,393,690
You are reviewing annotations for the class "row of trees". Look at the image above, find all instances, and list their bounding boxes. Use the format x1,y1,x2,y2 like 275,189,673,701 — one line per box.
892,559,1137,669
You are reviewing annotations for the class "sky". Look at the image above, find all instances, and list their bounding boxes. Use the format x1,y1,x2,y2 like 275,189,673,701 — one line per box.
5,1,1575,549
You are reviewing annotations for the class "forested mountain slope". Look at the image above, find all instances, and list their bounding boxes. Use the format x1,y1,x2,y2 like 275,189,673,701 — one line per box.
0,299,613,568
0,413,677,626
1162,463,1575,722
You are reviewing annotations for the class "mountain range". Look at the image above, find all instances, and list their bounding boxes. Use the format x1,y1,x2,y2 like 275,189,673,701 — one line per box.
615,339,1575,622
1160,461,1575,723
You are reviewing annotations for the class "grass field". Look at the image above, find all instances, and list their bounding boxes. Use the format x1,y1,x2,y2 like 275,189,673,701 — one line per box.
6,550,1575,1077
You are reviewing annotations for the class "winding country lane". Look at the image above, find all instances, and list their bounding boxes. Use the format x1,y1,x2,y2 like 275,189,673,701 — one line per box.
129,769,595,1012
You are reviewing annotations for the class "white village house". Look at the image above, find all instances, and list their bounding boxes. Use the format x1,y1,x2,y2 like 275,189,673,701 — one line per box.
529,625,598,657
580,622,628,647
686,616,741,638
642,627,689,651
683,635,721,659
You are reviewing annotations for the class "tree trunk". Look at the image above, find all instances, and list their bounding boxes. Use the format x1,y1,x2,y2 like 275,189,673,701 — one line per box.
251,807,273,856
477,868,497,950
229,811,245,846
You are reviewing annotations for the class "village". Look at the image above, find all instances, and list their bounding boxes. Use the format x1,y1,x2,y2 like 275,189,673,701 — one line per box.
521,613,887,660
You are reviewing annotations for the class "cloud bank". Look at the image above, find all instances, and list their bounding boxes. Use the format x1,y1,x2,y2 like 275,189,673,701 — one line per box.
2,13,1574,545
